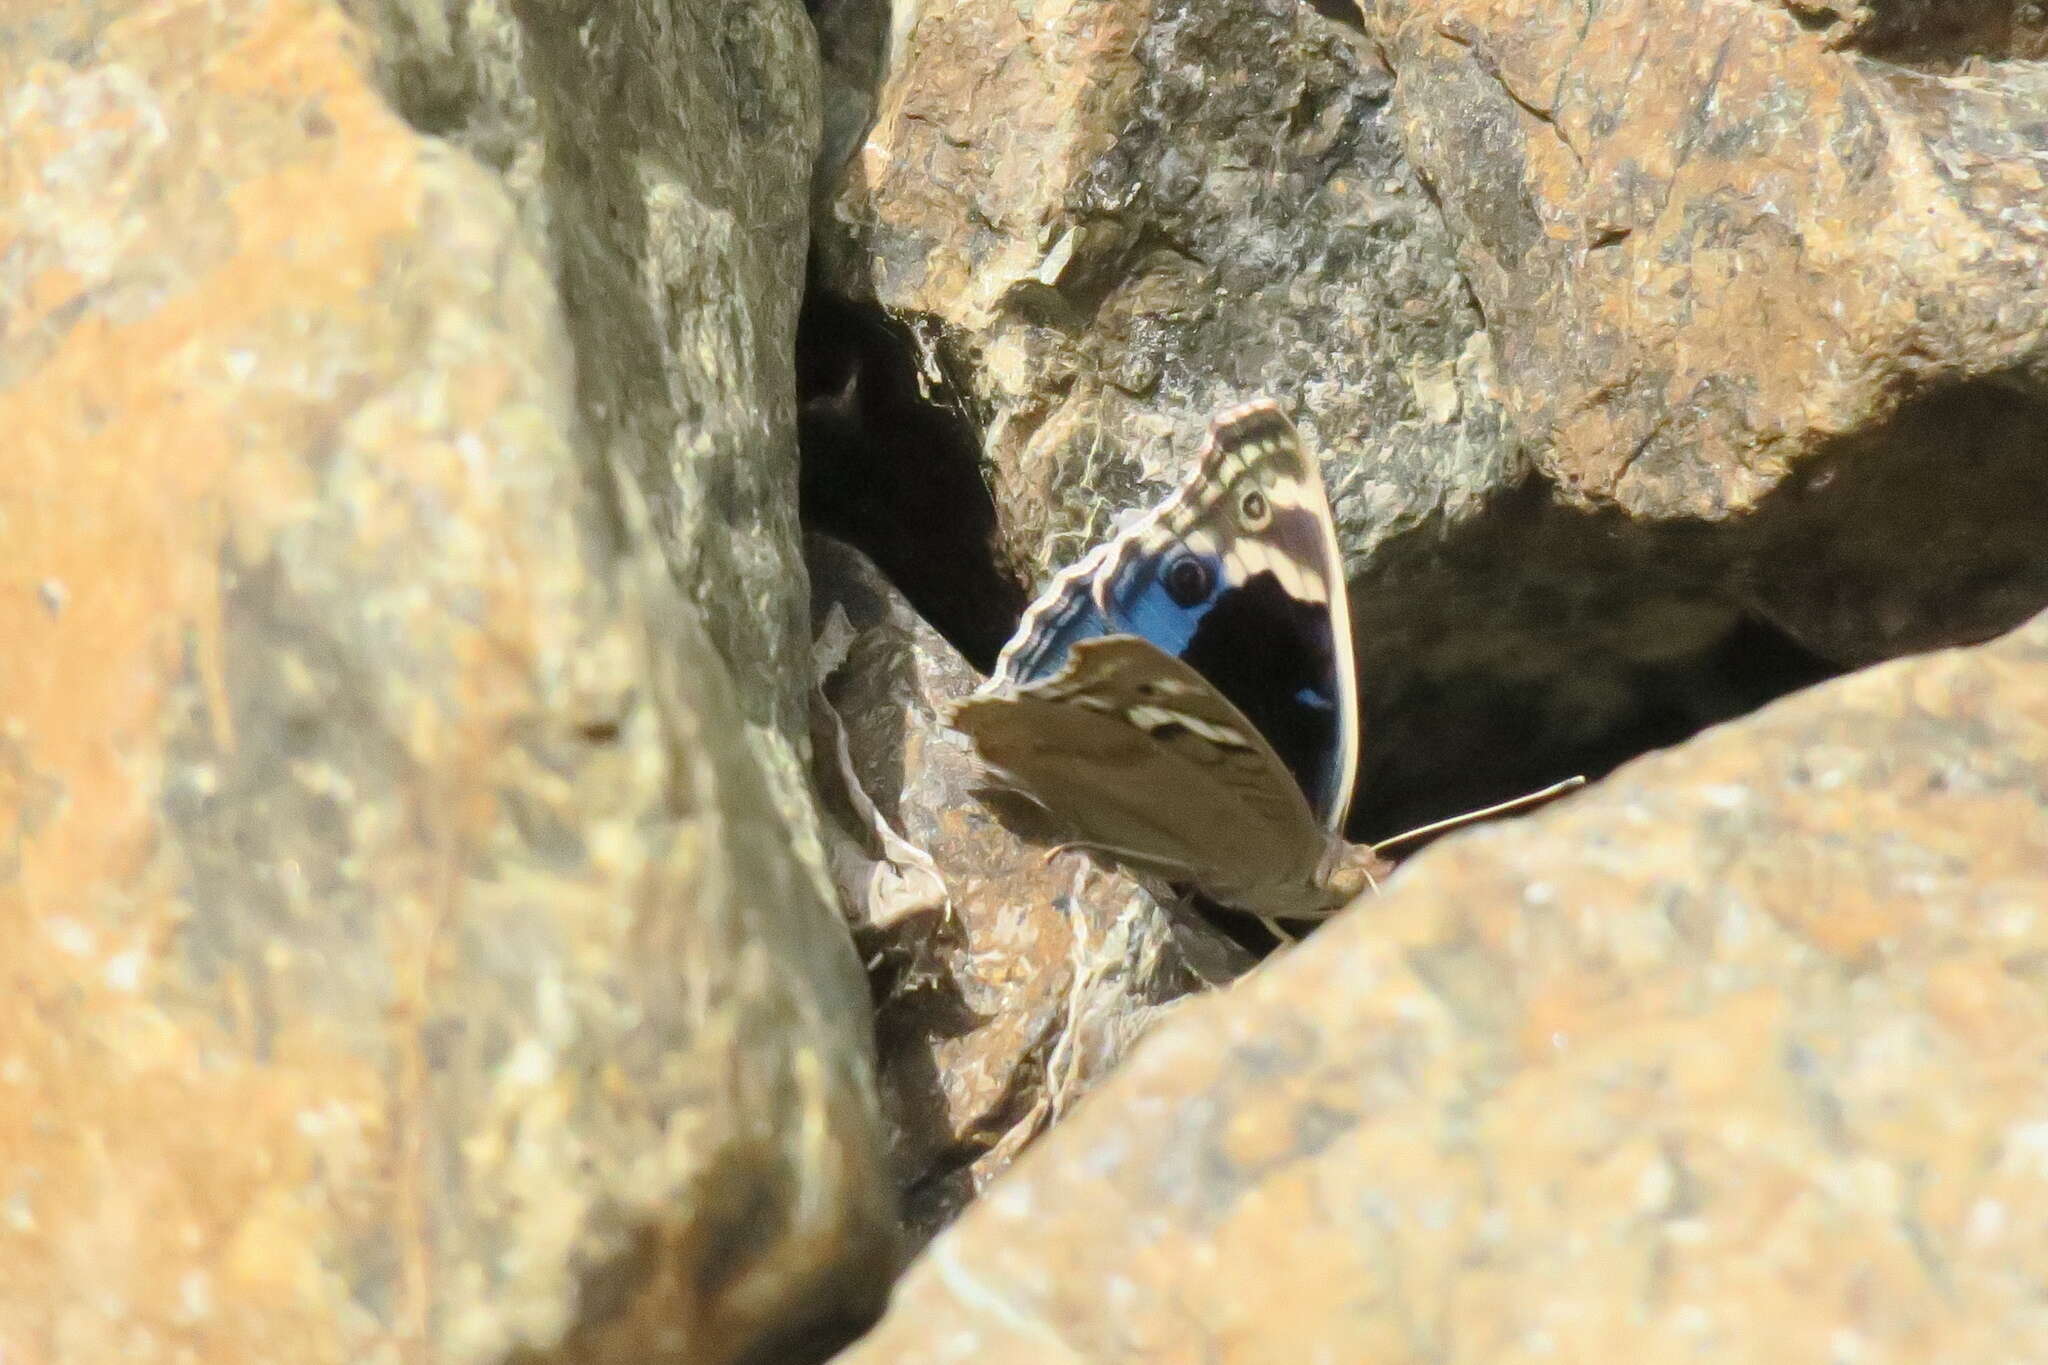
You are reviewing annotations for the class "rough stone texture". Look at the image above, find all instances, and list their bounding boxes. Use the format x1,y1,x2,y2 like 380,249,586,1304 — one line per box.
837,607,2048,1365
808,0,2048,837
808,537,1250,1245
816,0,1519,587
514,0,822,758
366,0,826,802
810,0,1545,836
1373,0,2048,659
0,0,894,1361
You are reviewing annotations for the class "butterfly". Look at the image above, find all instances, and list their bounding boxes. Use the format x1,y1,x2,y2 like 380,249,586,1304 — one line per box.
952,399,1389,922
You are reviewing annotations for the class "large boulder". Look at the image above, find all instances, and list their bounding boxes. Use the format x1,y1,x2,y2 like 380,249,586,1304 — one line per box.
0,0,894,1360
1372,0,2048,661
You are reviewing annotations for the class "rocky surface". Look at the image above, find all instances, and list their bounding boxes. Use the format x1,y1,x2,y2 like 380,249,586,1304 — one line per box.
0,1,893,1362
808,537,1251,1245
513,0,824,766
806,0,2048,835
8,0,2048,1359
374,0,825,799
838,605,2048,1365
815,0,1516,590
1377,0,2048,659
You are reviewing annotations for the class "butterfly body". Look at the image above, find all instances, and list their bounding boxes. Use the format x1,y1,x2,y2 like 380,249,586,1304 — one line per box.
955,400,1379,920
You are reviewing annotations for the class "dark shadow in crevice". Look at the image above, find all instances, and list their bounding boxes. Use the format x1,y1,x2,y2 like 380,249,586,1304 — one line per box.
1346,365,2048,845
1732,371,2048,668
1351,600,1843,846
797,274,1027,673
502,1211,888,1365
1301,0,1367,37
1814,1,2048,67
1341,479,1840,844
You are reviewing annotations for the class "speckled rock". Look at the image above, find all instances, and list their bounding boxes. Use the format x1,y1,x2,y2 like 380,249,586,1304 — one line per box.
512,0,823,762
365,0,826,798
815,0,1517,586
1373,0,2048,662
0,0,893,1361
835,606,2048,1365
808,536,1250,1245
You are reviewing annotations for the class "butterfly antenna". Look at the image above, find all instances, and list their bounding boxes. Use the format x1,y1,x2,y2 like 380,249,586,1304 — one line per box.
1371,776,1587,855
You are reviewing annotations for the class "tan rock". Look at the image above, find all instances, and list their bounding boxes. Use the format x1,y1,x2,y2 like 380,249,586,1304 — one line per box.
817,0,1514,588
1371,0,2048,658
837,608,2048,1364
511,0,825,767
0,0,893,1361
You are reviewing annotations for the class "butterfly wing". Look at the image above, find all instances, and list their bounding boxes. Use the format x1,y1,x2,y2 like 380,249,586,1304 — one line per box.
955,635,1339,917
990,401,1359,831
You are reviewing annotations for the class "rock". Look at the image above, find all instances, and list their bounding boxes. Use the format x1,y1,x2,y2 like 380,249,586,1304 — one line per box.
807,536,1251,1245
0,0,894,1361
835,607,2048,1364
807,0,2048,840
1370,0,2048,658
817,0,1515,591
511,0,824,767
374,0,826,802
811,0,1546,836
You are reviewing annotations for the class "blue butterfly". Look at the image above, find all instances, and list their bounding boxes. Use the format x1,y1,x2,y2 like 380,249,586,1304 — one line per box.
953,400,1384,920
